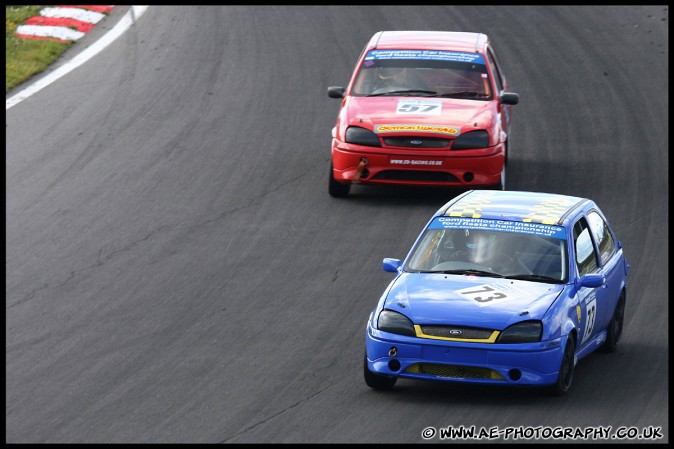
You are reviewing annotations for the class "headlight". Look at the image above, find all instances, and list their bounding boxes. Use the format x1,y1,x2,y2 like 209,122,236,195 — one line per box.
452,130,489,150
377,310,416,337
345,126,381,147
496,320,542,343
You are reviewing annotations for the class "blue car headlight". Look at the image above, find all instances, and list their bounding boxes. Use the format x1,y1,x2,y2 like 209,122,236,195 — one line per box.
345,126,381,147
496,320,542,343
452,130,489,150
377,310,416,337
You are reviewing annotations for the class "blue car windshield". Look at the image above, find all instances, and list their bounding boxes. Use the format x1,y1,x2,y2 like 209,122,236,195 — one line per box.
351,49,493,99
405,225,568,282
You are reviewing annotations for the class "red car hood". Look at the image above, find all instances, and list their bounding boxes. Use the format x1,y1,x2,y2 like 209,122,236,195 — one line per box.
344,96,495,135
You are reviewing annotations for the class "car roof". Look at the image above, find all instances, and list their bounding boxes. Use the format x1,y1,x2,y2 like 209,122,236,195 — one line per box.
370,31,488,53
441,190,588,225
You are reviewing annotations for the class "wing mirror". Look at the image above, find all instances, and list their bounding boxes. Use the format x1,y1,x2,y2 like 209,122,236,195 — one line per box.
579,273,605,288
383,258,402,273
500,92,519,105
328,86,345,98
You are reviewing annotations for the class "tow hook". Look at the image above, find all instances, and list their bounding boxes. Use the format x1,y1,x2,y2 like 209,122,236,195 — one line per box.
352,157,368,184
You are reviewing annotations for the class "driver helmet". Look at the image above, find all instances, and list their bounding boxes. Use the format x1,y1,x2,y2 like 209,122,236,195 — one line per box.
377,66,401,81
458,229,495,251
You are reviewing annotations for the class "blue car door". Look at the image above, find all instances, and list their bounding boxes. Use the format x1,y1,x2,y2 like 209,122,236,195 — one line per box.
586,210,624,333
572,216,603,350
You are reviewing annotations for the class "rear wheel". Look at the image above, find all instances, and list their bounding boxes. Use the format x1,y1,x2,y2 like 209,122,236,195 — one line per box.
548,335,575,396
601,292,625,353
329,161,350,197
363,352,397,390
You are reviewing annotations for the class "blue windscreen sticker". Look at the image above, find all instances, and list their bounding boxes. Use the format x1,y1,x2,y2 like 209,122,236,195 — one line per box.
428,217,567,240
364,50,485,65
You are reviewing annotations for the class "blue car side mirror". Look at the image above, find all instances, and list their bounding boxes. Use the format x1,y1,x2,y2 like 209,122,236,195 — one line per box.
383,258,402,272
579,273,605,288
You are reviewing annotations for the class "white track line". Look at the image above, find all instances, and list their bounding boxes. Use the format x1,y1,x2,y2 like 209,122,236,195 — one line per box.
6,5,149,110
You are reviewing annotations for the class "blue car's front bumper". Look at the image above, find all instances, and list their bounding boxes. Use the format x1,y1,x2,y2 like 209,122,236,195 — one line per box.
366,322,567,386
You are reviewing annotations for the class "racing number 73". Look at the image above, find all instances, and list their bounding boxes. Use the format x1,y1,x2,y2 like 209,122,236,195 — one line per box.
460,285,507,303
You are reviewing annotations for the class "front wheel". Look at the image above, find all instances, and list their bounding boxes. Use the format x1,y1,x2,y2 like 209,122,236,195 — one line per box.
492,164,506,190
548,335,575,396
492,140,509,190
329,161,350,197
364,353,397,390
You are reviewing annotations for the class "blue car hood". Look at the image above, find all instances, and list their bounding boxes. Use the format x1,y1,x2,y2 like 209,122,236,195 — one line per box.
384,273,565,329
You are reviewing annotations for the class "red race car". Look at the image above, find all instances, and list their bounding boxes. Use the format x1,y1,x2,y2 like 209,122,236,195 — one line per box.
327,31,519,197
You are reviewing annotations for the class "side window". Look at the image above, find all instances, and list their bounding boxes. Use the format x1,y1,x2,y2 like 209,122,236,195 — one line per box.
486,47,504,93
587,210,616,265
572,217,599,277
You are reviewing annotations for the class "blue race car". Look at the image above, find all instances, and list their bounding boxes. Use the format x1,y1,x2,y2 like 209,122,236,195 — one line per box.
364,190,629,395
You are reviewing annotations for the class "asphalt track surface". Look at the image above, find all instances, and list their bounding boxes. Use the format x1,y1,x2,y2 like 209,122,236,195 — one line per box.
5,5,669,444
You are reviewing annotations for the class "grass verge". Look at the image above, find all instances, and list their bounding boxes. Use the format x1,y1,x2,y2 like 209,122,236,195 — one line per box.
6,5,72,92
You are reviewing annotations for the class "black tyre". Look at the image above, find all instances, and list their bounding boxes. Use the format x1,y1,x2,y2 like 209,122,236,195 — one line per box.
549,335,575,396
492,140,508,190
493,165,506,190
364,353,397,390
328,161,350,197
504,138,510,166
601,292,625,353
